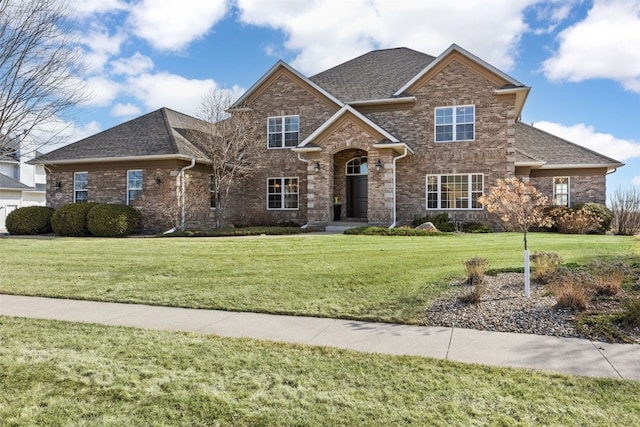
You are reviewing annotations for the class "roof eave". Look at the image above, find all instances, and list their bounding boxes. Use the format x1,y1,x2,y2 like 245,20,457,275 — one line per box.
372,142,415,155
515,161,546,168
31,154,204,165
494,86,530,119
538,162,624,171
291,146,322,153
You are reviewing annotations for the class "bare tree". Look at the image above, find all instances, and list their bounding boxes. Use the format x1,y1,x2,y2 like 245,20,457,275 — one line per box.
191,89,260,228
610,186,640,236
0,0,87,157
478,177,553,297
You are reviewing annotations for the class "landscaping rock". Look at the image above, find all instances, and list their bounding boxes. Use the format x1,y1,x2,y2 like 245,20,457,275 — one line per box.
415,222,439,232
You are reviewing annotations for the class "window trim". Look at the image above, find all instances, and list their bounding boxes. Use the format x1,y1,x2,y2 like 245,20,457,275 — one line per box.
425,173,484,210
267,177,299,210
73,171,88,203
434,105,475,142
267,115,299,149
126,169,143,205
553,176,570,207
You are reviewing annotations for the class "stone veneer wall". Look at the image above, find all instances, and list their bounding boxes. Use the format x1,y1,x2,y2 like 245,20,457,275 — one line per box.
528,169,608,206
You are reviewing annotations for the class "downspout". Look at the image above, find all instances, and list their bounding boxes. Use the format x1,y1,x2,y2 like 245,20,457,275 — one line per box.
179,158,196,230
297,153,311,229
389,146,409,228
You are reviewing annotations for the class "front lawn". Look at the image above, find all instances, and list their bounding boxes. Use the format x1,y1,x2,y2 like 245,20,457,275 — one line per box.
2,316,640,426
1,233,637,324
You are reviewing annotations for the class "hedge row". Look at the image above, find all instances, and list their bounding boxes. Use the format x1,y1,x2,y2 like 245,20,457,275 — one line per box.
6,203,140,237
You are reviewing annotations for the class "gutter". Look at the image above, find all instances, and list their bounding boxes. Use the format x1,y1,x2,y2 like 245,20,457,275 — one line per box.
389,146,409,228
179,158,196,230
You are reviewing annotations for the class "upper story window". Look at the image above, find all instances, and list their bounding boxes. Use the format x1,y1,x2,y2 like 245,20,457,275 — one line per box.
209,174,218,209
268,115,299,148
426,173,483,210
74,172,88,203
127,170,143,205
553,177,569,207
435,105,475,142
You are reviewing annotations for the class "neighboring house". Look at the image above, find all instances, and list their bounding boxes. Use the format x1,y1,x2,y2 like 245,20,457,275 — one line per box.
33,44,623,232
0,137,46,231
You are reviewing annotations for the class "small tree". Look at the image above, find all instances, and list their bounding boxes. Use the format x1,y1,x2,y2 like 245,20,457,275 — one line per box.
190,89,261,228
610,186,640,236
478,177,553,297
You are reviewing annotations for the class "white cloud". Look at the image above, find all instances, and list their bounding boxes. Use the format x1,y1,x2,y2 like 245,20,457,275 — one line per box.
111,53,155,76
78,26,127,74
632,176,640,185
68,0,129,17
36,120,103,153
238,0,538,74
533,121,640,162
126,72,218,115
83,76,122,107
129,0,228,51
111,103,142,117
543,0,640,92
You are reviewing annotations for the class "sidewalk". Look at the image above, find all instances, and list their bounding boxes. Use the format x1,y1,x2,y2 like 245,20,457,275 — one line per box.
2,294,639,381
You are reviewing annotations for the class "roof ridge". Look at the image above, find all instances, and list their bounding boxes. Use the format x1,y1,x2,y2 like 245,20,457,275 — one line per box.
160,108,180,154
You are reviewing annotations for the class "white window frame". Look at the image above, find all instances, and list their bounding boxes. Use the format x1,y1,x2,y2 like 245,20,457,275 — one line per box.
127,170,143,205
426,173,484,210
267,115,299,149
267,177,299,210
434,105,475,142
553,176,570,207
73,172,88,203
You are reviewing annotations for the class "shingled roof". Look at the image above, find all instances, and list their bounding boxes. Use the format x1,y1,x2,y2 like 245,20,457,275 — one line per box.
514,122,623,170
309,47,435,102
33,108,208,163
0,173,33,190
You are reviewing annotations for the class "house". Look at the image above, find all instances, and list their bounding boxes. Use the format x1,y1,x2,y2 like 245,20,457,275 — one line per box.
33,44,623,232
0,137,46,231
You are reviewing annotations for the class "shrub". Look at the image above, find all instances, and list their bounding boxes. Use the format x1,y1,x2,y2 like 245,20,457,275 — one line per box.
51,203,97,236
588,259,629,296
461,222,493,233
5,206,55,235
464,257,489,286
530,251,563,282
411,212,454,232
576,203,613,234
344,226,453,237
87,204,140,237
547,267,595,311
550,206,602,234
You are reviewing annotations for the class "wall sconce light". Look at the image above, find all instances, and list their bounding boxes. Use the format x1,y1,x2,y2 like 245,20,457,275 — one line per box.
375,159,382,172
155,177,162,186
315,161,321,172
54,181,62,192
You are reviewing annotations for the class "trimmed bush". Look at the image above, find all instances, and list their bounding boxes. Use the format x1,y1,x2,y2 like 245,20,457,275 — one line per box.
5,206,55,235
549,206,602,234
51,203,97,236
87,204,140,237
576,203,613,234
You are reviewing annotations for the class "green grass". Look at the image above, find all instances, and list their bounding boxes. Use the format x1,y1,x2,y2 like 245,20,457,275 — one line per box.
2,316,640,426
1,233,637,324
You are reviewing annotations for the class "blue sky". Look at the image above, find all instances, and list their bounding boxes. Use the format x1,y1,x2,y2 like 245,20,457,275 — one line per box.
51,0,639,198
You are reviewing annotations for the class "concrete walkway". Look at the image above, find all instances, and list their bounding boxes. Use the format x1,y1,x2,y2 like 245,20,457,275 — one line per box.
2,294,639,381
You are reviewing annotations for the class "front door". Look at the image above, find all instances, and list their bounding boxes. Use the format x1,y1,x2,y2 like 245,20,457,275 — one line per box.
347,176,368,218
345,157,368,219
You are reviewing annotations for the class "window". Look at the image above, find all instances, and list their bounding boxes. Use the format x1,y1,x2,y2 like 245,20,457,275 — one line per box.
268,115,299,148
426,174,483,210
435,105,475,142
346,157,368,175
209,175,217,209
553,177,569,207
127,170,143,205
74,172,88,203
267,177,299,210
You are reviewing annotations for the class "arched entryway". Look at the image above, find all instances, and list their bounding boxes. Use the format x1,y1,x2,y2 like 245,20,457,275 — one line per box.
346,156,368,219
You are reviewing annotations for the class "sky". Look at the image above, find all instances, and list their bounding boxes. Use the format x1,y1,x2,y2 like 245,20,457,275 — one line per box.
50,0,640,198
